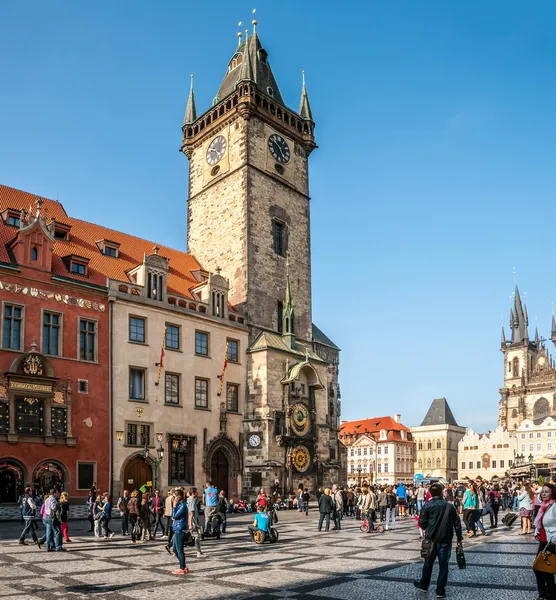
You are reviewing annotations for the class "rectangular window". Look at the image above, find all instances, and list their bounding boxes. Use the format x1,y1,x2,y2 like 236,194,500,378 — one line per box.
274,412,284,436
129,316,145,343
103,245,117,257
15,398,43,435
549,432,552,438
127,423,150,446
226,383,239,412
195,331,209,356
165,373,180,405
51,407,67,437
272,220,285,255
363,448,368,455
358,448,361,455
79,319,96,361
537,443,541,452
78,379,88,393
0,402,10,433
169,436,194,484
227,339,239,363
77,463,96,490
491,460,497,469
384,446,388,454
384,463,389,473
530,444,534,452
195,378,209,409
277,301,283,334
166,324,180,350
521,444,525,452
378,464,382,473
500,460,505,468
251,472,262,488
538,433,542,438
129,368,145,400
71,262,86,275
7,215,20,227
42,312,60,356
330,448,336,460
521,434,526,439
530,433,534,439
461,462,466,470
3,304,23,350
378,447,382,454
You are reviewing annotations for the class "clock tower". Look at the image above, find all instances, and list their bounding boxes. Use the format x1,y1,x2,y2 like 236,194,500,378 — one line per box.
181,25,316,342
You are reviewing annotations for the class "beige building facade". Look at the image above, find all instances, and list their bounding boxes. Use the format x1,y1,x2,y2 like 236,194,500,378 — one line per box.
515,416,556,461
411,398,466,482
110,254,248,498
458,426,517,480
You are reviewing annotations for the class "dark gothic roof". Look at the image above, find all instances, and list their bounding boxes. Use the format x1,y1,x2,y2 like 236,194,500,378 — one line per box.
312,324,340,350
216,32,284,105
420,398,460,427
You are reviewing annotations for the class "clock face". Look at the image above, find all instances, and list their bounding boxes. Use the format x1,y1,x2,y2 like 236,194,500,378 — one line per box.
248,434,261,448
290,445,311,473
268,134,291,164
206,135,227,166
290,403,310,436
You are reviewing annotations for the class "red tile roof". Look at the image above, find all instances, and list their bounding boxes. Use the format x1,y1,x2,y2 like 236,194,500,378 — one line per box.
339,416,411,436
0,184,200,298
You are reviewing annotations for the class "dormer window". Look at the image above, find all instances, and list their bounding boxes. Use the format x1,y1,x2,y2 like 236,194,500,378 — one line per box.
258,49,268,64
96,239,120,258
228,53,243,71
71,261,87,276
380,429,387,440
212,291,226,318
2,210,21,227
31,247,38,261
7,215,20,227
147,270,164,301
53,222,71,241
63,254,89,277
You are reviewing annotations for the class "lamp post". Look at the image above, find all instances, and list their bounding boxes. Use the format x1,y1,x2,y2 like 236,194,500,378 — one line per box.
357,465,362,486
143,440,165,491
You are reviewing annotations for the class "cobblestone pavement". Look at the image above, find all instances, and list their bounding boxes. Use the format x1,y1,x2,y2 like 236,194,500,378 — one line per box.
0,509,538,599
0,505,90,521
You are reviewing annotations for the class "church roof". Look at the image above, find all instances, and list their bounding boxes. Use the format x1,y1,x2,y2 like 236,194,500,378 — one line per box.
216,32,284,105
0,184,201,298
312,324,340,350
420,397,460,427
247,331,324,361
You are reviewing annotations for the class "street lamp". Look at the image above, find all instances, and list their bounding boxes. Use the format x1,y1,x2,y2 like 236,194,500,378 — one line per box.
143,440,165,491
357,465,362,486
528,454,534,464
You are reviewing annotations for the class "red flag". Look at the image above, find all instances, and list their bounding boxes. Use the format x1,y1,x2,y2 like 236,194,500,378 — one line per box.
217,341,229,396
155,326,166,386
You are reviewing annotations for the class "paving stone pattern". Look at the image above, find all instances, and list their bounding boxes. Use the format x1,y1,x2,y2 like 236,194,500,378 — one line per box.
0,509,539,599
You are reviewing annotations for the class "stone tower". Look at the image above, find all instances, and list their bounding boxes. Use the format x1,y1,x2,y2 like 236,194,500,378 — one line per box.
181,25,316,342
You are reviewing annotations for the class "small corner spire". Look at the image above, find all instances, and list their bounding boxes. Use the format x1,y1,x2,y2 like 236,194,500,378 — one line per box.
551,313,556,343
237,30,253,83
252,8,257,33
299,70,313,120
237,21,243,46
183,74,197,126
501,326,507,350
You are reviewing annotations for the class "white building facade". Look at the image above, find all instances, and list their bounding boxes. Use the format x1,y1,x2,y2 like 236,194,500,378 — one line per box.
458,426,517,480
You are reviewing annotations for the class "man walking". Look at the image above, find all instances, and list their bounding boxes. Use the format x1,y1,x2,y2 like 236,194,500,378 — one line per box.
151,489,166,538
414,483,463,599
117,489,130,536
416,483,426,513
18,486,38,545
203,480,218,534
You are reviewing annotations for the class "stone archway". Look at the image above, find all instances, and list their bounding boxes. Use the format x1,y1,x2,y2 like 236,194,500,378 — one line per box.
32,459,69,494
0,458,26,503
205,434,241,497
121,453,152,493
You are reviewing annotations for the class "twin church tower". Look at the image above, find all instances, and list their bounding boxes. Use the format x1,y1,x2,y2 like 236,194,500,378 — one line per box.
181,20,341,494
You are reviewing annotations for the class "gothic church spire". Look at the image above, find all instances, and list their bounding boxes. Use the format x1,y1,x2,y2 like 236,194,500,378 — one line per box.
183,75,197,125
299,71,313,120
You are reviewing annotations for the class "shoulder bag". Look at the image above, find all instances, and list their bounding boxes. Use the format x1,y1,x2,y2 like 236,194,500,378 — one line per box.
533,544,556,574
421,503,452,561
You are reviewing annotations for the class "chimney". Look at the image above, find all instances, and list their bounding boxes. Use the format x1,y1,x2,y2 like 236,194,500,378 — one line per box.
394,413,401,424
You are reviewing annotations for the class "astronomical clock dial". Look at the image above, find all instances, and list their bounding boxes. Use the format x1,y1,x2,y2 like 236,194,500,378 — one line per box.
290,403,310,436
206,135,227,165
268,134,291,164
248,433,261,448
290,445,311,473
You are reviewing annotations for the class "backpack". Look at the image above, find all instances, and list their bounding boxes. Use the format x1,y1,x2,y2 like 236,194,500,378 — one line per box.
302,491,310,502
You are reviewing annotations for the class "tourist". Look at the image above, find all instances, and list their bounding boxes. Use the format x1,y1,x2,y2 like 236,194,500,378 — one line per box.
102,493,115,538
407,485,416,516
59,491,71,543
218,490,229,533
187,487,205,558
518,482,534,535
151,489,166,539
128,489,140,544
318,488,334,531
414,483,463,599
203,480,219,534
301,488,310,516
170,488,189,575
248,504,271,541
256,487,268,510
44,489,65,552
332,484,343,530
92,494,104,538
165,489,174,549
488,485,501,528
416,483,426,514
297,485,304,513
140,492,153,541
377,486,387,521
385,485,397,530
86,491,94,532
117,489,130,536
18,486,38,546
533,483,556,600
396,482,407,517
463,482,477,537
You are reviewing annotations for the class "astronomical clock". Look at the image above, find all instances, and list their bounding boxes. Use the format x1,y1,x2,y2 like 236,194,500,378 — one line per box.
285,399,314,475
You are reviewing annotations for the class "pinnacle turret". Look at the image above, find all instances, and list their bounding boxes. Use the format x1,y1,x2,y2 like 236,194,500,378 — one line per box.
183,75,197,125
299,71,313,120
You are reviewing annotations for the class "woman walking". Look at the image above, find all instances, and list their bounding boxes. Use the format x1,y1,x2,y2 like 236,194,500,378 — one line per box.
518,483,534,535
92,494,104,538
317,488,334,531
533,483,556,600
171,488,189,575
463,482,477,537
488,485,501,529
140,493,153,542
102,493,115,539
60,492,71,543
385,486,396,530
128,490,140,544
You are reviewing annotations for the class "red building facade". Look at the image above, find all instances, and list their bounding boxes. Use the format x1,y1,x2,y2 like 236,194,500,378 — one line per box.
0,187,109,501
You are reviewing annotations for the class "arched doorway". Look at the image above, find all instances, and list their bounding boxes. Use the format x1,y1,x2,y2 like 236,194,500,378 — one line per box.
211,450,229,494
123,456,152,491
33,461,68,494
0,459,25,503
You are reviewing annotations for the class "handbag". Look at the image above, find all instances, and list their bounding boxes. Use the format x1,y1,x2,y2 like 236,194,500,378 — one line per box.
533,545,556,574
456,545,466,569
420,503,452,561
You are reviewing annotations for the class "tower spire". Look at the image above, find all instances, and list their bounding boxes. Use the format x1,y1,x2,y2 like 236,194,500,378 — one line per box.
501,326,507,350
299,70,313,120
237,30,253,83
552,314,556,345
282,257,295,349
183,75,197,125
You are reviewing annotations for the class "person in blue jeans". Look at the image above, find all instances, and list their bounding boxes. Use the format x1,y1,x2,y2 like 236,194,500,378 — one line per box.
414,483,463,599
203,480,218,534
248,505,271,541
44,490,65,552
171,489,189,575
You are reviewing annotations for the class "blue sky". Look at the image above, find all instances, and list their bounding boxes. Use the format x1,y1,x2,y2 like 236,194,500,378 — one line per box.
1,1,555,431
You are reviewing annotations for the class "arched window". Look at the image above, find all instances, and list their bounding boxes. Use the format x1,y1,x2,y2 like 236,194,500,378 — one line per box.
512,408,518,418
449,436,452,449
418,441,423,450
427,440,432,450
418,459,423,469
513,357,519,377
31,247,38,261
436,439,442,449
426,458,432,469
436,458,441,468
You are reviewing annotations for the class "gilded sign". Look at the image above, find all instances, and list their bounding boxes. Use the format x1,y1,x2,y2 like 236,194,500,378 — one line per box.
11,381,52,392
0,280,106,312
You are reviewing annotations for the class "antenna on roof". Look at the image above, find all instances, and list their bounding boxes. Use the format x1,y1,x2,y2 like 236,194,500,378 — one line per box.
252,8,257,33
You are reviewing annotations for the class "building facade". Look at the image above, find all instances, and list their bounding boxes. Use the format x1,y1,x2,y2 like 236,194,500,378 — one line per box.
340,415,415,485
458,426,517,480
499,286,556,433
0,188,110,500
345,434,377,487
181,24,341,497
515,416,556,462
411,398,466,482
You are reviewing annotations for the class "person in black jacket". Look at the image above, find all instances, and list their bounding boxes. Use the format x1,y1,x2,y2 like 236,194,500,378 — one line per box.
414,483,463,599
318,488,334,531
